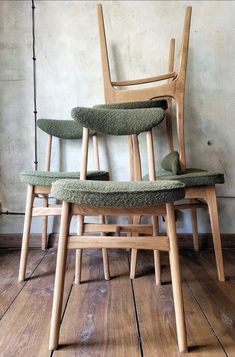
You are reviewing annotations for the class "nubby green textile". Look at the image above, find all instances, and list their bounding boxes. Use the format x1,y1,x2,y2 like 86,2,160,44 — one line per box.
71,106,166,135
51,179,185,206
94,99,168,110
161,151,183,175
37,119,85,139
20,170,109,186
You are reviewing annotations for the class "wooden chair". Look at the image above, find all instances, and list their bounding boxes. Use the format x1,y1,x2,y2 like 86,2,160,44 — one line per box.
49,106,188,353
19,119,109,282
97,4,225,282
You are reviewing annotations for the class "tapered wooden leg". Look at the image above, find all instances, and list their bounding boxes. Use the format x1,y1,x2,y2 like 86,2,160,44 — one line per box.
100,215,110,280
41,196,48,250
205,187,225,282
18,184,35,282
130,216,140,279
190,202,199,252
152,216,161,286
75,215,84,285
49,201,70,351
166,202,187,353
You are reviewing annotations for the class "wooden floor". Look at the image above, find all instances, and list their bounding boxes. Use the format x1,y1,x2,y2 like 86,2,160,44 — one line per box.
0,247,234,357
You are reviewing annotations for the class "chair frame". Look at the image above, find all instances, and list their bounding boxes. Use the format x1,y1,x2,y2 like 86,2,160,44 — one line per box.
49,126,188,353
18,128,109,282
97,4,225,282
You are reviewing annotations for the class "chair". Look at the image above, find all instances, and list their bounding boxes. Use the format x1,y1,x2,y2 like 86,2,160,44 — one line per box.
19,119,109,282
49,106,188,353
97,4,225,282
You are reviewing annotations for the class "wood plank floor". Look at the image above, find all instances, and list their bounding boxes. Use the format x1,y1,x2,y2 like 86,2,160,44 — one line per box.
0,247,234,356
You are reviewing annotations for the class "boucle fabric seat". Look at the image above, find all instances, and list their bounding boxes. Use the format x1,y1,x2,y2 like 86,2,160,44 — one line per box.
71,106,165,135
51,179,185,207
94,98,168,110
144,169,224,188
20,170,109,186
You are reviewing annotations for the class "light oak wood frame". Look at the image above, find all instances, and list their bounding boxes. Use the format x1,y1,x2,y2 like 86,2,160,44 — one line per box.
97,4,225,282
18,132,109,282
97,4,191,171
49,127,188,353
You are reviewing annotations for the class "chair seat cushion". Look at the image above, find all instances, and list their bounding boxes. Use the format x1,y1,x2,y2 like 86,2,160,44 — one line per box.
20,170,109,186
94,99,168,110
71,106,165,135
51,179,185,206
144,169,225,187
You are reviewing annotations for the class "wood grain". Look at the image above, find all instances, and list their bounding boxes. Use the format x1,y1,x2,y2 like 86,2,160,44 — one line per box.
0,249,45,319
181,249,235,356
54,249,141,357
0,249,75,356
131,251,226,356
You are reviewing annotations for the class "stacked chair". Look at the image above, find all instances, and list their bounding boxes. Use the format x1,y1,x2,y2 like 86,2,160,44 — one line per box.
96,4,225,282
49,105,188,353
19,119,109,282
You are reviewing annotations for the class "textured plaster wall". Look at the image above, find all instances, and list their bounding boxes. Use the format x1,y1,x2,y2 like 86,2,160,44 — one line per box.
0,0,235,234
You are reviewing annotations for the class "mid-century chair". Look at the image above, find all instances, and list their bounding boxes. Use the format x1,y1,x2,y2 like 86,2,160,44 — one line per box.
49,105,188,353
19,119,109,282
97,4,225,282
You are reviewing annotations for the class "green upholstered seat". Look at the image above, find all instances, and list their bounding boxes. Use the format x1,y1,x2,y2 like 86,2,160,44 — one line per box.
71,106,165,135
37,119,89,139
51,179,185,207
144,169,224,187
20,170,109,186
94,99,168,110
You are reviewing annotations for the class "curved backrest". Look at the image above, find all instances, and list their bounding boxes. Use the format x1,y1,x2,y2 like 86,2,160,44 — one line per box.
71,106,166,136
37,119,99,172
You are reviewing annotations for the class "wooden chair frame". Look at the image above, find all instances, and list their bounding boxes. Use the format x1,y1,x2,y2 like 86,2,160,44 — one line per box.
18,131,109,282
97,4,225,282
49,127,188,353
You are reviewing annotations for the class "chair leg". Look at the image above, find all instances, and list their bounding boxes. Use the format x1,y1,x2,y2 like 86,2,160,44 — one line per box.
18,184,34,282
41,196,48,250
205,186,225,282
130,215,140,279
166,202,187,353
152,216,161,286
190,202,199,251
100,215,110,280
75,215,84,285
49,201,70,351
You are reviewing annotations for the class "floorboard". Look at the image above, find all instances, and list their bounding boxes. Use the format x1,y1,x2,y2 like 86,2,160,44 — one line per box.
53,249,141,357
0,248,75,357
181,249,235,357
0,249,46,320
131,250,226,357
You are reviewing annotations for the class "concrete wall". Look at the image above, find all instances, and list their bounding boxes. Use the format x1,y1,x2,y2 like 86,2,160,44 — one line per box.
0,0,235,234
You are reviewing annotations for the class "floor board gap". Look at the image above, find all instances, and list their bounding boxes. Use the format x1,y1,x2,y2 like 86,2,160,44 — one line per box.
183,276,228,356
0,249,47,321
128,252,144,357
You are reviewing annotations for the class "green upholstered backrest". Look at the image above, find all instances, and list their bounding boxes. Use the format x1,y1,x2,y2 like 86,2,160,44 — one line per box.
161,151,183,175
71,106,166,135
37,119,89,139
94,99,168,110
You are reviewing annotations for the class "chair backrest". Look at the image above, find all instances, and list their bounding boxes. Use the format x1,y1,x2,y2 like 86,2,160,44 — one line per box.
37,119,100,172
72,106,166,182
97,4,192,172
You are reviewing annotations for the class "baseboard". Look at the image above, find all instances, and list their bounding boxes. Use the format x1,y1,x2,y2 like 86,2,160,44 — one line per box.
0,233,235,250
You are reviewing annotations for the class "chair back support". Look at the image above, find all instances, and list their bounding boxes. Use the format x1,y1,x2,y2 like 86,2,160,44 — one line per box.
97,4,192,171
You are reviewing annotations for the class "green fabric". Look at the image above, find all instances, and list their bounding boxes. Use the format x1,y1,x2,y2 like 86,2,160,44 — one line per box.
71,106,165,135
37,119,86,139
94,99,168,110
144,169,225,187
161,151,182,175
51,179,185,206
20,170,109,186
